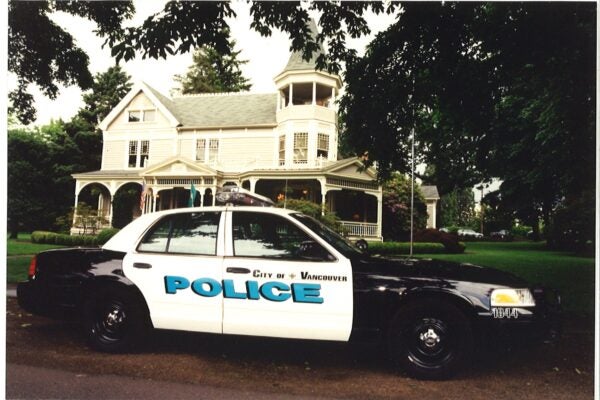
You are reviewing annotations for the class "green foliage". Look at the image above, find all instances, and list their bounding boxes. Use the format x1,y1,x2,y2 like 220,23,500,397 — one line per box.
414,228,466,254
8,1,133,124
9,1,394,123
31,231,99,247
382,173,428,241
439,188,476,228
174,38,251,95
96,228,120,244
340,2,595,251
545,190,595,254
368,242,446,255
275,199,342,232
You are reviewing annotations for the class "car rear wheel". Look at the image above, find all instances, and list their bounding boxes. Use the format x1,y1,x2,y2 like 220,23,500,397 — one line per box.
388,300,473,380
83,287,147,353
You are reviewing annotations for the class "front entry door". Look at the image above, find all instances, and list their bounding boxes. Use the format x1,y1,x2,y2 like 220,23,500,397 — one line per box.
222,210,353,341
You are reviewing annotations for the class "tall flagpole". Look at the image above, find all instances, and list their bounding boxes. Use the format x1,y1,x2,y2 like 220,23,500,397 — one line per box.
410,126,415,257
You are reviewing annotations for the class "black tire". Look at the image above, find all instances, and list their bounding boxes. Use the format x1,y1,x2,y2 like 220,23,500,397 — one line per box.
83,287,147,353
388,300,473,380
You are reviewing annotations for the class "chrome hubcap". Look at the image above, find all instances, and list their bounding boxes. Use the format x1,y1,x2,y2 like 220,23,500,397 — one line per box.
419,328,441,348
104,308,125,328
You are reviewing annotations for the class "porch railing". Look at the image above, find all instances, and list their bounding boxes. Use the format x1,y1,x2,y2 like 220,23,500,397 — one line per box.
340,221,379,239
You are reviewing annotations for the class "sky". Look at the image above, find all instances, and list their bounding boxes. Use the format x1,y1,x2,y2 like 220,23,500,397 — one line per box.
10,1,398,127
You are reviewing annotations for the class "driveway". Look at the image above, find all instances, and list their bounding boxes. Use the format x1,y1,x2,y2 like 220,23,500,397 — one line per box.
5,297,595,399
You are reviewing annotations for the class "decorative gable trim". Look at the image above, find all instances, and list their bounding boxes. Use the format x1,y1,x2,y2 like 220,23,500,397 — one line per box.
141,156,218,177
98,81,180,131
324,157,378,181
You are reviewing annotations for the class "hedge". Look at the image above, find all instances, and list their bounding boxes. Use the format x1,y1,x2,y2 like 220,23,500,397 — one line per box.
367,242,446,255
30,228,120,247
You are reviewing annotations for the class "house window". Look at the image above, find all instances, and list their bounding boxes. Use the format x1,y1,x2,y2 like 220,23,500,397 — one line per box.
208,139,219,163
317,133,329,159
196,139,206,162
128,140,150,168
140,140,149,167
143,110,156,122
128,109,156,122
293,132,308,164
278,135,286,165
128,111,141,122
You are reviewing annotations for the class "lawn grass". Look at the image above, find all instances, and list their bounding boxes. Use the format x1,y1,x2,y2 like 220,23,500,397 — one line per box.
7,233,66,256
7,233,67,283
413,241,595,318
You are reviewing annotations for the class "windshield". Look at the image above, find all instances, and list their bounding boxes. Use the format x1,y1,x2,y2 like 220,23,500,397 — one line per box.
291,213,363,258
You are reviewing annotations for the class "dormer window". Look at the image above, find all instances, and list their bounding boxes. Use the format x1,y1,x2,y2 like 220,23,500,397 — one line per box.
128,109,156,123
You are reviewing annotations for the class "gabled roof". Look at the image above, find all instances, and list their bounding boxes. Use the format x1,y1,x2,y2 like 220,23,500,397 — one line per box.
98,81,181,130
324,157,378,181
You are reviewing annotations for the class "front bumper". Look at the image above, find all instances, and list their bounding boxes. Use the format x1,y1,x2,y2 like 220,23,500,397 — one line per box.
477,288,561,345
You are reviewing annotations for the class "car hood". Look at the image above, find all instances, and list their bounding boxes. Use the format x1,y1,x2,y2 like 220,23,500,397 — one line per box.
352,256,526,287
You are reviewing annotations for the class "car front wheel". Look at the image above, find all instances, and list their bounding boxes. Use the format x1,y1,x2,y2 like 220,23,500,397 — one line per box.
388,300,473,380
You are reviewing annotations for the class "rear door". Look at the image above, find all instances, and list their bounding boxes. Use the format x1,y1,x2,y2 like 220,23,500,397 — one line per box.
123,211,225,333
221,210,353,341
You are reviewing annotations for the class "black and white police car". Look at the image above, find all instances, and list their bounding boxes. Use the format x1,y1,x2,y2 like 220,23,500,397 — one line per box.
18,189,559,379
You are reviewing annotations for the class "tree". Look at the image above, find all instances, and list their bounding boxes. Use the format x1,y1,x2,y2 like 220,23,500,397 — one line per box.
8,1,133,124
9,1,395,124
438,188,476,229
382,174,428,241
174,38,251,94
340,2,595,248
64,65,133,172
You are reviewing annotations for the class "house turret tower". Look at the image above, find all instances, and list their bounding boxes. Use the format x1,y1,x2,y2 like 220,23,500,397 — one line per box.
273,19,342,168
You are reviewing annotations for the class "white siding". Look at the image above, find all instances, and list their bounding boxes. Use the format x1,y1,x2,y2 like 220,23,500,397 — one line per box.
106,92,172,132
219,136,274,171
149,139,175,166
102,140,127,170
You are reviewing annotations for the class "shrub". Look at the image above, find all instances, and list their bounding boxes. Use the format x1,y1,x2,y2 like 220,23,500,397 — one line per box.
414,228,466,254
97,228,120,244
368,242,446,255
30,231,99,247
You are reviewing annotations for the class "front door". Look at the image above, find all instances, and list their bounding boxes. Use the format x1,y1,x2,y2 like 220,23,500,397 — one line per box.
222,210,353,341
123,211,224,333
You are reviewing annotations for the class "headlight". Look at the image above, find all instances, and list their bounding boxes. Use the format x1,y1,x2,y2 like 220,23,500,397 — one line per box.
490,288,536,307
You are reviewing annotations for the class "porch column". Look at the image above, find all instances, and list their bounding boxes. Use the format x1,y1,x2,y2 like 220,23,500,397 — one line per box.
72,191,79,227
289,83,293,106
249,178,258,193
199,190,204,208
212,186,217,206
312,82,316,105
321,190,327,216
330,87,335,108
109,201,114,227
152,193,158,212
376,191,383,239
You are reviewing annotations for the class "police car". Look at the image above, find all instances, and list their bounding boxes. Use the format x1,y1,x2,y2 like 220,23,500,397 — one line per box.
17,189,559,379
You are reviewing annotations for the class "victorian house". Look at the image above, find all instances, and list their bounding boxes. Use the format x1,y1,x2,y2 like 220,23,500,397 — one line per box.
72,25,438,240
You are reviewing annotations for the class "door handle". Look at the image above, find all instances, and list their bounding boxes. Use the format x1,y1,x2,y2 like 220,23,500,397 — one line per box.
133,262,152,269
226,267,251,274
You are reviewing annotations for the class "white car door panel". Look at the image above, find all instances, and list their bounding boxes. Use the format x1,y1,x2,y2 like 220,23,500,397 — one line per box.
123,211,225,333
222,210,353,341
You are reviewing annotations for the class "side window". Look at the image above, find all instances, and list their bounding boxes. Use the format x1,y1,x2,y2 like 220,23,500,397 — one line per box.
138,212,220,255
232,212,333,261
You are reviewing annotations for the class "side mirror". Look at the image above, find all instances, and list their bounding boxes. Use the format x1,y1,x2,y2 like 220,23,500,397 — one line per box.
355,239,368,252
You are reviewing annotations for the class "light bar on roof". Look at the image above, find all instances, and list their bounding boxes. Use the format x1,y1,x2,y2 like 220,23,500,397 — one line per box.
215,185,275,207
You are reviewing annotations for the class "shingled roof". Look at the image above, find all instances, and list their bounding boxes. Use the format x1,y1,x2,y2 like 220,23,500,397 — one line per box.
282,19,325,73
421,185,440,200
169,93,278,128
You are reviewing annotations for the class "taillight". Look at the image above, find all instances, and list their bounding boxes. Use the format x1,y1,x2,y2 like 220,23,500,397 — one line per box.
28,256,37,279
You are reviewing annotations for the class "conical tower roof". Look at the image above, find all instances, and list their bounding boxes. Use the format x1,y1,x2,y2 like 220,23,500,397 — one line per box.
282,19,325,73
